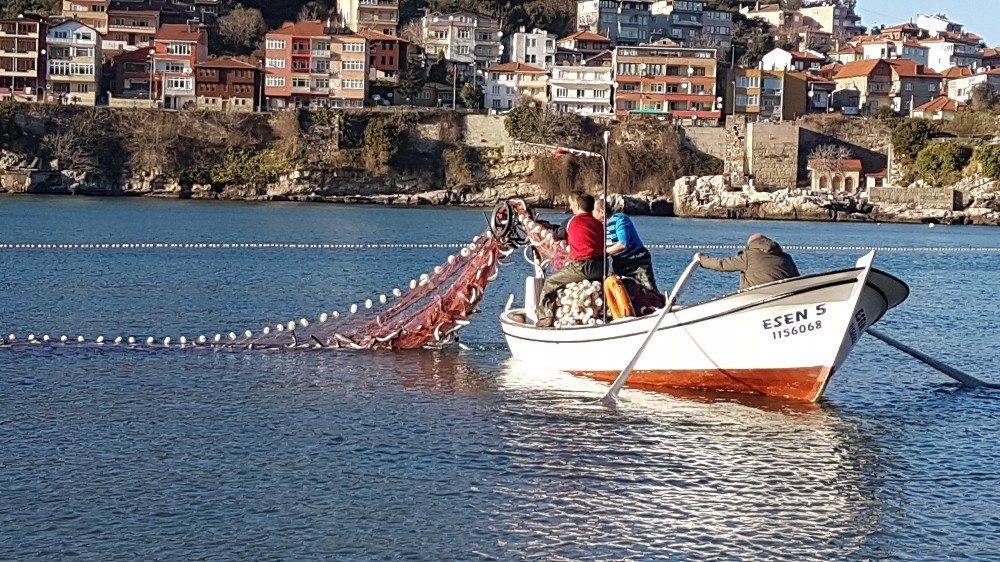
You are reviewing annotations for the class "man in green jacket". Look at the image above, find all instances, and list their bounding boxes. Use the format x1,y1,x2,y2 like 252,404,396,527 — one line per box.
695,234,800,290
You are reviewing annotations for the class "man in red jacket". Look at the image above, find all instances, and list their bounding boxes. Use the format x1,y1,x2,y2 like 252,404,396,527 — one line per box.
535,192,606,328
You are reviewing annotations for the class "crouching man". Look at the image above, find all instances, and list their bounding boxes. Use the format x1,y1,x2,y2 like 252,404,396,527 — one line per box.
535,192,605,328
695,234,800,290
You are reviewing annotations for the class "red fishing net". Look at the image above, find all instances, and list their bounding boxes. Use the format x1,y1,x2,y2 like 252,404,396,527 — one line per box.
244,230,510,350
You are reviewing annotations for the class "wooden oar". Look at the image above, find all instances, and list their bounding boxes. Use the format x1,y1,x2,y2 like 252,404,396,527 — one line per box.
867,328,1000,389
601,257,701,406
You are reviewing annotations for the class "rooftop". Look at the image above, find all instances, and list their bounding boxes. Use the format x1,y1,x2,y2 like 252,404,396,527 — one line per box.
915,96,966,112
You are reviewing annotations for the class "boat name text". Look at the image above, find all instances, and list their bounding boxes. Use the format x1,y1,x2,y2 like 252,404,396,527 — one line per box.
764,304,827,340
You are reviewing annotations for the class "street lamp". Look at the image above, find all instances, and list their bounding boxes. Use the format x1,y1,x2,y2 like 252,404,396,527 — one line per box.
148,48,155,101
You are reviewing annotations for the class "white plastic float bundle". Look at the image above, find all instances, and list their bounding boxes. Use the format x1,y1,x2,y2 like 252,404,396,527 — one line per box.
555,280,605,328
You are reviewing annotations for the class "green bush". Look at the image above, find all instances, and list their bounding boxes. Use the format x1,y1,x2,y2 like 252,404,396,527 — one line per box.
209,149,290,185
892,118,938,160
914,143,973,185
0,102,20,142
974,144,1000,179
504,105,541,142
362,116,410,175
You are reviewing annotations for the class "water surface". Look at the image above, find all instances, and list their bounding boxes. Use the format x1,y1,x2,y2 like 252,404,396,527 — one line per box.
2,196,999,560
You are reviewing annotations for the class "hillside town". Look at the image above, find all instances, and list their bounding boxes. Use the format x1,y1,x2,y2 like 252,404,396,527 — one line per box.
0,0,999,224
0,0,995,117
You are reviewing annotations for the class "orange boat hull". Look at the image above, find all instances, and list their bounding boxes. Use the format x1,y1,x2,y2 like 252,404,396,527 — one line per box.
573,366,834,402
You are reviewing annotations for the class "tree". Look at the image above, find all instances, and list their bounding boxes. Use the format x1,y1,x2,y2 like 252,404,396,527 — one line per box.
970,83,1000,113
974,144,1000,179
460,82,483,110
504,105,542,141
891,118,938,160
808,144,854,174
914,143,973,185
218,4,268,53
1,0,59,17
732,15,776,67
396,65,425,103
297,1,329,22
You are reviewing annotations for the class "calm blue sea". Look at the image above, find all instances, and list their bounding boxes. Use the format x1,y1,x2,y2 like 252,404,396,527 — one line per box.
2,195,999,560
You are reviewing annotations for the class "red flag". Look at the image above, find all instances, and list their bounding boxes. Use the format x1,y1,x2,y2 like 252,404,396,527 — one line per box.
553,149,569,159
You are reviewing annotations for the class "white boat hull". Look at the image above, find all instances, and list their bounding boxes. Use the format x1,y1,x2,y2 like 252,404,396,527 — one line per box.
500,253,908,402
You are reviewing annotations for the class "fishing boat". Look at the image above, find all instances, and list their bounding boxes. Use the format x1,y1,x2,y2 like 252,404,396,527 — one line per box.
499,251,909,402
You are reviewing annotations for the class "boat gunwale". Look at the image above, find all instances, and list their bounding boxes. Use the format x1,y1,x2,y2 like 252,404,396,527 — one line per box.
501,276,861,343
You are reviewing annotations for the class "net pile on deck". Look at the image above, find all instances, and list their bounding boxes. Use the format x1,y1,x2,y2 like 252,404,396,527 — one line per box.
0,230,510,352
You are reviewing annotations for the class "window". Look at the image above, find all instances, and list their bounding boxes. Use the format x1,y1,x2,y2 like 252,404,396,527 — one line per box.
74,83,89,93
435,30,447,39
492,99,501,108
265,76,285,87
343,79,365,89
53,31,68,39
457,45,470,55
458,29,470,39
343,42,365,52
616,63,638,75
492,85,501,94
165,77,192,90
904,83,913,91
313,60,330,72
166,42,191,55
928,83,937,92
266,58,285,69
576,89,585,98
344,61,365,71
292,77,309,88
266,39,286,50
747,94,759,105
314,78,329,89
556,87,567,97
164,62,184,73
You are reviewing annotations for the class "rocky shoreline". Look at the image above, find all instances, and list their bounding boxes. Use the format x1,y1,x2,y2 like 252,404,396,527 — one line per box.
4,148,1000,226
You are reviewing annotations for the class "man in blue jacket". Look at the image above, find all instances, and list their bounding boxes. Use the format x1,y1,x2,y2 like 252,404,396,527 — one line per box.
594,202,658,292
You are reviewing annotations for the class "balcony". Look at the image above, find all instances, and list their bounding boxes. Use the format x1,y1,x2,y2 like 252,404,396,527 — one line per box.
107,23,155,31
311,49,330,56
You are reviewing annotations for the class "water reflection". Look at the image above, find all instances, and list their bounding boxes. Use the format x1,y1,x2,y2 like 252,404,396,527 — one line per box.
483,359,887,559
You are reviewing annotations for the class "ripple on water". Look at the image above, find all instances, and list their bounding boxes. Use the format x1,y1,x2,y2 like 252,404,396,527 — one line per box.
2,200,1000,560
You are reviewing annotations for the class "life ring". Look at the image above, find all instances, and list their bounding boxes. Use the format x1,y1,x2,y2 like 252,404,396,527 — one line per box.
604,275,635,320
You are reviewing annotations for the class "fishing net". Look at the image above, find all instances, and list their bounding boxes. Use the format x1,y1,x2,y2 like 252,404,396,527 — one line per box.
1,200,555,352
242,230,510,350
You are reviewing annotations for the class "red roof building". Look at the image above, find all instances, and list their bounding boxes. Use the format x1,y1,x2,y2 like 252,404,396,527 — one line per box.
152,23,209,109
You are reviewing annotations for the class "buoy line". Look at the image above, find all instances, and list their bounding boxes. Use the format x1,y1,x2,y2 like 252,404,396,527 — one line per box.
2,242,1000,253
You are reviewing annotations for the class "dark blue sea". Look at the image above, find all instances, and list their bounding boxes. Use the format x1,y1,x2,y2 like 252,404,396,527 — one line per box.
2,196,999,560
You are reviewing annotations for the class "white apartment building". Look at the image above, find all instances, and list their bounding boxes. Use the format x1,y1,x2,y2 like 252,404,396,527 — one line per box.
761,48,824,72
859,39,929,66
946,69,1000,103
421,10,502,70
915,13,963,36
484,61,547,110
506,28,556,69
577,0,652,46
46,19,102,105
921,36,983,71
549,55,613,117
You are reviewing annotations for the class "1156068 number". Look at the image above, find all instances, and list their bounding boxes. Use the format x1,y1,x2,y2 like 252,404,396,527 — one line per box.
773,320,823,339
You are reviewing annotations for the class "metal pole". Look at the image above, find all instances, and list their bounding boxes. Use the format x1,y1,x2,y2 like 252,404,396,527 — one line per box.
452,62,458,110
149,53,154,101
601,129,610,323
